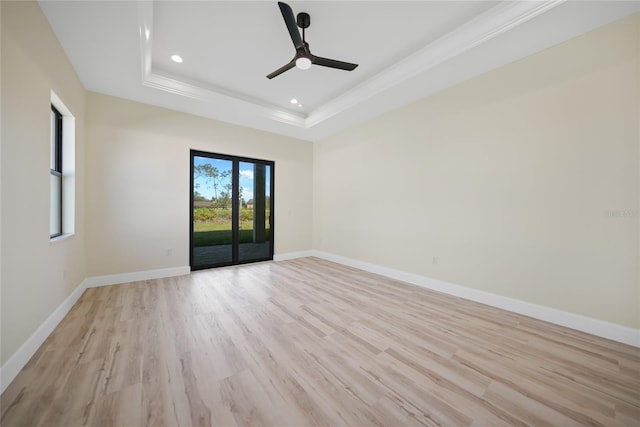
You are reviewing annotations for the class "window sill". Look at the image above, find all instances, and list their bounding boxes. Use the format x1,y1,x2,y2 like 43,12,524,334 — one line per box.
50,233,74,245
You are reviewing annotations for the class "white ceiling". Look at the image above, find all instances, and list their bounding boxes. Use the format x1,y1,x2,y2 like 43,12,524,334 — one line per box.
39,1,640,142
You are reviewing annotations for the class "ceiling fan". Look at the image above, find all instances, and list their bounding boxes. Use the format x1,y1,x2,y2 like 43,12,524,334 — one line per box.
267,2,359,79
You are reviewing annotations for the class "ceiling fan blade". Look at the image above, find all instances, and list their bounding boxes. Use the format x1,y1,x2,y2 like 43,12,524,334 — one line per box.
266,60,296,79
311,56,358,71
278,2,304,51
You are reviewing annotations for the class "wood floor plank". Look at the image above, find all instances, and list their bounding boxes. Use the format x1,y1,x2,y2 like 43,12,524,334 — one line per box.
2,257,639,426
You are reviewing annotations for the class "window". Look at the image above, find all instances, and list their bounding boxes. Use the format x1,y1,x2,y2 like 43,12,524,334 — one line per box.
50,106,62,238
49,91,76,240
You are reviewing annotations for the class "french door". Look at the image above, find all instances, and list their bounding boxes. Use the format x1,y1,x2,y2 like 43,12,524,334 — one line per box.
190,150,274,270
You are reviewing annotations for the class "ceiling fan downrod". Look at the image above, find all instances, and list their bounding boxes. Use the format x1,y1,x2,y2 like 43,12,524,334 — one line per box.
297,12,310,43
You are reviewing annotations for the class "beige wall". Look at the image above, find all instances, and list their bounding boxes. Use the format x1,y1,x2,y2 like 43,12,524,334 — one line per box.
313,14,640,329
0,0,3,367
1,2,87,364
85,93,313,277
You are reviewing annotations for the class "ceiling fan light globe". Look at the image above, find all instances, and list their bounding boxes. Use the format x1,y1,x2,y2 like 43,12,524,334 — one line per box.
295,57,312,70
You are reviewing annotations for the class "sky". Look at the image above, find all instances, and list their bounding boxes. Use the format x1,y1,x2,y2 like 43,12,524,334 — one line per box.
194,156,270,203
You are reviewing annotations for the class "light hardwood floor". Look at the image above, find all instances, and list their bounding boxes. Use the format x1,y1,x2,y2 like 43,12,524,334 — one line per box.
1,257,639,426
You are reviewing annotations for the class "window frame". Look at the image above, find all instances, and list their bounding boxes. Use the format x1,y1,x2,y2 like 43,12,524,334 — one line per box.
50,105,63,238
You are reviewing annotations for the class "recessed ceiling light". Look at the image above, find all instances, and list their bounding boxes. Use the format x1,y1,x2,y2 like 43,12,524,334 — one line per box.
298,104,303,107
289,98,298,104
171,55,183,63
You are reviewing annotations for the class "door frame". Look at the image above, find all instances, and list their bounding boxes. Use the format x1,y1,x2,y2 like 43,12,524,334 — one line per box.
190,149,275,270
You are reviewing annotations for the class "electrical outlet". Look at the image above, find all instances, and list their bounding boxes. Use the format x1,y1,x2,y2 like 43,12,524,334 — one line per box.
432,256,438,265
166,248,172,256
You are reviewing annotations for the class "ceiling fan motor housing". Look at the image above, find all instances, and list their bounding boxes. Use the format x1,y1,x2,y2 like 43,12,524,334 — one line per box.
297,12,310,29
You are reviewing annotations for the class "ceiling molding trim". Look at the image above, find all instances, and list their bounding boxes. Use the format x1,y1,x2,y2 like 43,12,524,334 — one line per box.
305,0,565,127
136,0,306,128
137,1,153,82
137,0,564,130
144,71,307,127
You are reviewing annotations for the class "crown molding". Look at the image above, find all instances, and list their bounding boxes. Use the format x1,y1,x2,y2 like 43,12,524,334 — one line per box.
143,70,307,127
137,1,306,128
306,0,564,127
137,1,564,130
138,1,153,81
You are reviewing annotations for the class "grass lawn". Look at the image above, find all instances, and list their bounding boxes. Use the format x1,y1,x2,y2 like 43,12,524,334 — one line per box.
193,221,271,246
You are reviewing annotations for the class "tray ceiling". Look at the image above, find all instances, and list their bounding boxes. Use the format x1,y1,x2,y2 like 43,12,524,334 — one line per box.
39,1,640,141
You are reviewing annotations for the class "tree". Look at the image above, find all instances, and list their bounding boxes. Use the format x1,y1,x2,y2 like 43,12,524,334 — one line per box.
193,191,206,202
194,164,231,204
219,183,232,209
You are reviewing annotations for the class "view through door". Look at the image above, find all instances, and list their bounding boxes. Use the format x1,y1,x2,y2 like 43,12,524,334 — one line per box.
190,150,274,270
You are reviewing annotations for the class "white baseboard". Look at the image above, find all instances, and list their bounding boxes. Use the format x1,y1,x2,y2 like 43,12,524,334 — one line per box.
0,279,87,393
311,250,640,348
274,250,314,261
0,265,190,394
83,266,191,288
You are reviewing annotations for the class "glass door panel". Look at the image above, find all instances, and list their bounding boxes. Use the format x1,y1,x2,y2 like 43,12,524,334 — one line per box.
191,155,234,268
238,162,272,263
